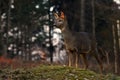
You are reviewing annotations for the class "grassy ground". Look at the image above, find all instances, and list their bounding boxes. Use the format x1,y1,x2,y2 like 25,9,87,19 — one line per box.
0,65,120,80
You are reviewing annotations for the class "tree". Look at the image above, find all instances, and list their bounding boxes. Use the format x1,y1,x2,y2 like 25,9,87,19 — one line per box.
80,0,85,31
0,0,10,55
92,0,95,37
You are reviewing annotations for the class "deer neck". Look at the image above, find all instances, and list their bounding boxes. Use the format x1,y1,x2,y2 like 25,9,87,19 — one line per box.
61,20,73,39
62,27,71,35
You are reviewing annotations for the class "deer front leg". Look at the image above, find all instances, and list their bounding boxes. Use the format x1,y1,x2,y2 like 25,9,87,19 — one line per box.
66,50,72,67
75,53,79,68
81,53,88,69
68,53,72,67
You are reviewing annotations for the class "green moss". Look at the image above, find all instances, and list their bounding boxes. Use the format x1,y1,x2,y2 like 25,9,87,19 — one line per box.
0,65,119,80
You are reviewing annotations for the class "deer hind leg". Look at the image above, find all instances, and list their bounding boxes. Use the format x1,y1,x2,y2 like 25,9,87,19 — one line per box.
94,53,103,73
93,49,103,73
81,53,88,70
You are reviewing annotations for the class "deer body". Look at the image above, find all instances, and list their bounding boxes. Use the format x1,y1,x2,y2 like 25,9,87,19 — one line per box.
54,12,103,72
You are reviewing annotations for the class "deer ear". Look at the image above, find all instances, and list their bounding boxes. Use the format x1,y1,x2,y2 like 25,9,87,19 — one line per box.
54,13,59,19
60,12,65,19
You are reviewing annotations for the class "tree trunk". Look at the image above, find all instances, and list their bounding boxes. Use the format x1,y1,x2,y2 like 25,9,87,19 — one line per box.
0,3,2,55
80,0,85,31
5,0,12,55
112,24,118,73
116,20,120,72
117,20,120,52
105,51,110,65
92,0,95,37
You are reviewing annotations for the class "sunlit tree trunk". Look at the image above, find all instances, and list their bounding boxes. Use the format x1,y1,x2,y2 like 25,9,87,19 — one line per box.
112,24,118,73
117,20,120,72
117,20,120,53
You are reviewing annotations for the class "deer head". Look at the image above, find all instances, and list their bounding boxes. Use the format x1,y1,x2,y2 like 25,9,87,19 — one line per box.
54,12,67,31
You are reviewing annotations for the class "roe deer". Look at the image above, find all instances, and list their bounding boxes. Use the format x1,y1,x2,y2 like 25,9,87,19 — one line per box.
54,12,103,72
